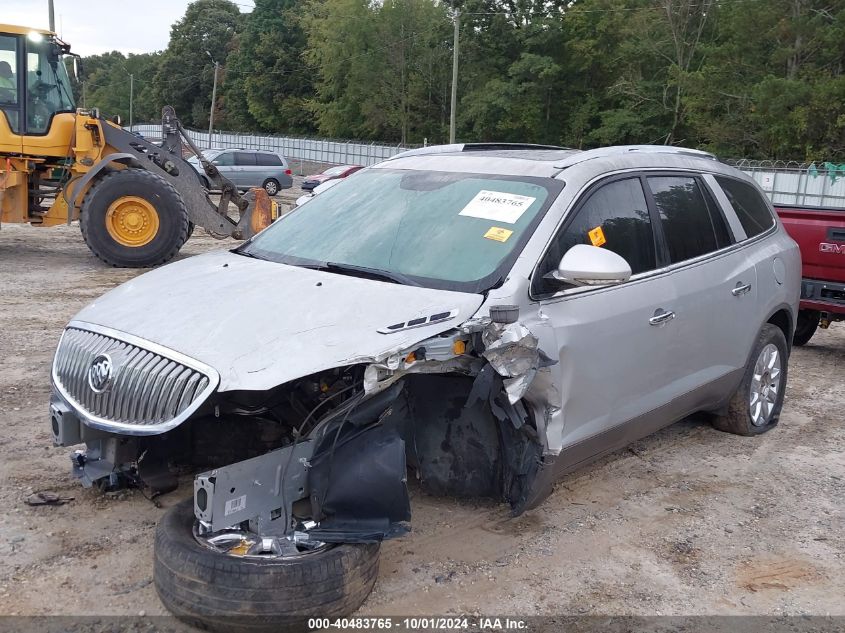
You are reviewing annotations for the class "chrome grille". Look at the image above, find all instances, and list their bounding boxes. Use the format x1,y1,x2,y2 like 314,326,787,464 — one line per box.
52,325,217,433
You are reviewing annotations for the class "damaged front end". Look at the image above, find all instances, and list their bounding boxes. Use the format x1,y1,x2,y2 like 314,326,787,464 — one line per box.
50,306,559,548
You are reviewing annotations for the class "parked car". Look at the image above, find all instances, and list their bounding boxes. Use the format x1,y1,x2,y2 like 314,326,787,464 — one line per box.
49,143,799,632
188,148,293,196
300,164,363,191
776,204,845,345
294,177,342,207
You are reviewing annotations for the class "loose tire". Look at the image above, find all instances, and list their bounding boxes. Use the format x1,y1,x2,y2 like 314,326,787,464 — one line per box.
154,500,380,633
263,178,280,196
793,309,819,346
712,324,788,436
80,169,189,267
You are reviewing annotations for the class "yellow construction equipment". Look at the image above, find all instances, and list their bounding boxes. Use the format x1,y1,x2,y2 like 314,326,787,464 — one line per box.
0,24,273,267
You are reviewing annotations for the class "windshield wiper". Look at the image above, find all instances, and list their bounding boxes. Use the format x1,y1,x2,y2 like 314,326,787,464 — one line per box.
234,248,266,261
323,262,420,286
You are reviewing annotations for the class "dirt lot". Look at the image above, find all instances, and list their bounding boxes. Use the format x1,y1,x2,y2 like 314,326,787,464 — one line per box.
0,219,842,619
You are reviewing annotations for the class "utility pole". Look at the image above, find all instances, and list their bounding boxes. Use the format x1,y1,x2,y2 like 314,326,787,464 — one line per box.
449,4,460,144
208,61,219,149
129,73,134,131
48,0,55,32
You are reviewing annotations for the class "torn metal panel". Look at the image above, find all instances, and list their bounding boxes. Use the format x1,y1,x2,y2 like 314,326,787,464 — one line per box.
480,320,556,404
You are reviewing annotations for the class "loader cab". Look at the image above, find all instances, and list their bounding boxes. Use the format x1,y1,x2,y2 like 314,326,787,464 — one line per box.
0,25,75,138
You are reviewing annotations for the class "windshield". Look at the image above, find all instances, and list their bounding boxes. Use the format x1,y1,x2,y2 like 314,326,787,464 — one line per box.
323,166,348,177
188,149,221,163
240,168,562,293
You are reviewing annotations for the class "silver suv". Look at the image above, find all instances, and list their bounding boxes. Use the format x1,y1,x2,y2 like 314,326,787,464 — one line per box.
188,148,293,196
49,144,799,631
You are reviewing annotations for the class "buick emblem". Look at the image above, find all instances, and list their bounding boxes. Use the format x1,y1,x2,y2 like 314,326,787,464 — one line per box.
88,353,114,393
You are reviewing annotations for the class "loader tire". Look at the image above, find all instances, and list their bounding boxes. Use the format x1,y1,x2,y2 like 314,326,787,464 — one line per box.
154,500,381,633
80,169,189,267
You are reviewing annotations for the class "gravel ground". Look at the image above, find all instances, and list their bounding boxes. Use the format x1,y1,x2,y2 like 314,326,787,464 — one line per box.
0,216,842,619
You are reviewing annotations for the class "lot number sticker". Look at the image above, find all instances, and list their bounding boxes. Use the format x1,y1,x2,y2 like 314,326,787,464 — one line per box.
459,190,536,224
588,226,607,247
483,226,514,242
225,494,247,516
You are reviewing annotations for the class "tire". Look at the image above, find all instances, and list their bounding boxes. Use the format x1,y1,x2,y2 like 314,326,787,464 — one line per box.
154,500,380,633
80,169,189,268
262,178,280,196
793,309,819,346
712,324,788,436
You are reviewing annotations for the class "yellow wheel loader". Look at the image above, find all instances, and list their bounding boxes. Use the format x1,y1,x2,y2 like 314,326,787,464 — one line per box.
0,25,273,267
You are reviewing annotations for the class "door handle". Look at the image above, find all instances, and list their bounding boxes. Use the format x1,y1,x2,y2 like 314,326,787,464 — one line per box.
732,282,752,296
649,309,675,326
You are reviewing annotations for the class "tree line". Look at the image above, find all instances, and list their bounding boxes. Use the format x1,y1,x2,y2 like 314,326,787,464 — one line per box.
74,0,845,161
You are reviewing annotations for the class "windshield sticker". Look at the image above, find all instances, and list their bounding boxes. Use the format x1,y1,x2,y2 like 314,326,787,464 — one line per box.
484,226,514,242
588,226,607,247
459,190,536,224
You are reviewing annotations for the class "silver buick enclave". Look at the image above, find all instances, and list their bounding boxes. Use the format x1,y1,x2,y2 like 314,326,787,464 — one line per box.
49,144,800,631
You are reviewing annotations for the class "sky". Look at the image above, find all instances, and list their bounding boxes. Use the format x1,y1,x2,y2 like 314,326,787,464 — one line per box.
3,0,255,56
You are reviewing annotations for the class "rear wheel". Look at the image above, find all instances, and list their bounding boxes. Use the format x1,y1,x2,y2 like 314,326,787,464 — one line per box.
154,500,380,633
263,178,280,196
712,324,788,436
793,309,819,346
80,169,189,267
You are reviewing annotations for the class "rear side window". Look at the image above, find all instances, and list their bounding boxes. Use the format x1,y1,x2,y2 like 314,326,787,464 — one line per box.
647,176,731,264
715,176,775,239
234,152,257,166
533,177,656,295
256,153,283,167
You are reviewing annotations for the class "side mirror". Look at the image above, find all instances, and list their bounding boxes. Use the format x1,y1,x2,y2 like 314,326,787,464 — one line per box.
72,57,84,81
553,244,632,287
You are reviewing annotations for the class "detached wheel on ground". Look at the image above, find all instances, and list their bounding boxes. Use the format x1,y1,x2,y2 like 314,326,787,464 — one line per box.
713,324,788,436
793,309,820,346
154,500,380,633
262,178,281,196
80,168,189,267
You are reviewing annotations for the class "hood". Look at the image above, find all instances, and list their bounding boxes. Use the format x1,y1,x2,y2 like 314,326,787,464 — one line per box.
71,250,484,391
305,174,330,182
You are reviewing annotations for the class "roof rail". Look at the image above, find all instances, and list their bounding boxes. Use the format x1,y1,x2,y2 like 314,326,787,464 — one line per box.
554,144,717,169
462,143,569,152
387,142,570,161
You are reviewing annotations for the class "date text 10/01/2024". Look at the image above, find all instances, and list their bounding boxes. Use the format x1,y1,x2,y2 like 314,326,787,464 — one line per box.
307,618,529,630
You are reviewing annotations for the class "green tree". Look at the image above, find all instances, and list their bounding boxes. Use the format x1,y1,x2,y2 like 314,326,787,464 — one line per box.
76,51,161,124
303,0,451,143
224,0,315,134
153,0,243,129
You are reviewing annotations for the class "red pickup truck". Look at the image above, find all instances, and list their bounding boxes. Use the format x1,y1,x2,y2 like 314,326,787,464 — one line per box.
776,204,845,345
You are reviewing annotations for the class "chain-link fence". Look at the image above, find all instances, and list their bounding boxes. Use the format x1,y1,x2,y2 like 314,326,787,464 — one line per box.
130,126,845,209
132,124,418,173
730,159,845,208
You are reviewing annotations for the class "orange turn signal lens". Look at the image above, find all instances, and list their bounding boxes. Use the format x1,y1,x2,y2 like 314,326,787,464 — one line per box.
452,340,466,355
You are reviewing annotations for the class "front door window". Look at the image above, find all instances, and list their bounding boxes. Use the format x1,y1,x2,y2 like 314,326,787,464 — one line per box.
0,34,20,133
25,35,75,134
